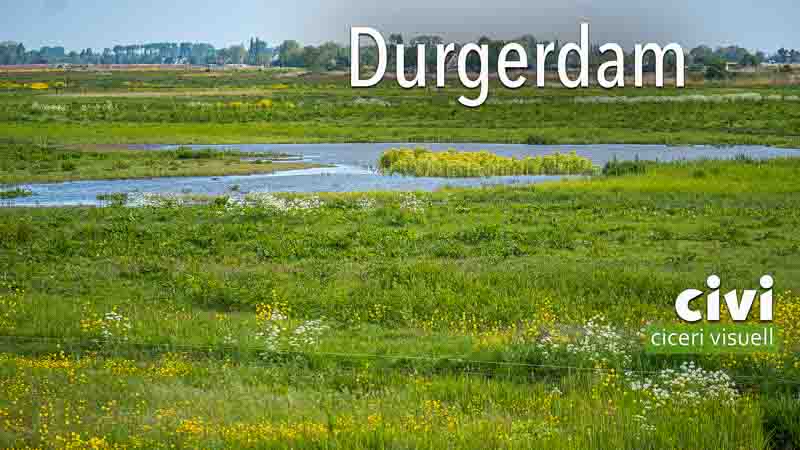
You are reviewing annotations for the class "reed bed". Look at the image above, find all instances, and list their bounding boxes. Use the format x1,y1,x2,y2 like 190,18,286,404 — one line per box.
379,148,596,177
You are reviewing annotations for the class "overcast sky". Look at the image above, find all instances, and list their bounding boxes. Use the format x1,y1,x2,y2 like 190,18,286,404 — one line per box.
1,0,797,52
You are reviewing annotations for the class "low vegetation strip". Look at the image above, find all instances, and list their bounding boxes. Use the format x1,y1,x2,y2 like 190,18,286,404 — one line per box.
574,92,800,104
379,148,596,177
0,144,320,184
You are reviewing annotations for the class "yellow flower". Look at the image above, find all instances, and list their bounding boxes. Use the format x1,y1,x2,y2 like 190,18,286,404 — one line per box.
256,99,273,108
176,417,206,436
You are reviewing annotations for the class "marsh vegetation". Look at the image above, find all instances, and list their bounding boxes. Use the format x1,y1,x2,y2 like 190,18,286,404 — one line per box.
1,70,800,449
2,158,800,448
0,143,318,184
379,148,595,177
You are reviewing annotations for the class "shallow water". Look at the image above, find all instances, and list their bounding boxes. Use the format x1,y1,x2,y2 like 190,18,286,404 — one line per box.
4,143,800,207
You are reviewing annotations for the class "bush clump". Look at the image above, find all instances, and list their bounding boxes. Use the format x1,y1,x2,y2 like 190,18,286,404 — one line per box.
379,148,595,177
0,188,33,199
172,147,228,160
602,157,655,176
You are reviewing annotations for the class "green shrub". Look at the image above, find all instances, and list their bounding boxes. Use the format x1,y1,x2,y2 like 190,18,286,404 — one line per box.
96,192,129,206
525,135,555,145
60,161,77,171
602,157,653,176
174,147,226,160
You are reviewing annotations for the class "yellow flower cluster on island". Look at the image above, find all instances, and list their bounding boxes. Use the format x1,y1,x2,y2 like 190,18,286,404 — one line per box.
379,148,596,177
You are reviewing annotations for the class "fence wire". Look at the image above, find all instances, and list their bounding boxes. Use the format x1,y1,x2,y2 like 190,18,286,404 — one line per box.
1,333,799,385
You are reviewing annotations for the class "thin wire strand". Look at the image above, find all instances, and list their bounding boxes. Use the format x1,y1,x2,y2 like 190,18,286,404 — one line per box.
1,334,798,384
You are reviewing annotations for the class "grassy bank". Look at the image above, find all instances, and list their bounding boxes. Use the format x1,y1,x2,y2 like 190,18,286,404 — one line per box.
0,144,320,184
0,187,32,199
1,159,800,448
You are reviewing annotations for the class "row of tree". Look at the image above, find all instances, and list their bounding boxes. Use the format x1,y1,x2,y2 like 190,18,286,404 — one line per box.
0,38,352,69
690,45,800,66
1,37,798,70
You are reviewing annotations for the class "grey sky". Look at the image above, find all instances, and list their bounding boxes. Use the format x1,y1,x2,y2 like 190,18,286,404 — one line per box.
0,0,797,52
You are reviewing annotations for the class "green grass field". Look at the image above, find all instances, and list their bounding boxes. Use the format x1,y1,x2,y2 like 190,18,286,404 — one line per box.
2,70,800,146
1,70,800,449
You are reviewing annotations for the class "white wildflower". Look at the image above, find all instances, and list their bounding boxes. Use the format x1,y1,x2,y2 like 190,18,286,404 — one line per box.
224,192,324,215
355,196,376,211
126,192,185,208
97,311,132,343
352,97,390,107
399,192,429,213
31,102,68,113
562,315,633,366
625,362,739,432
256,308,329,355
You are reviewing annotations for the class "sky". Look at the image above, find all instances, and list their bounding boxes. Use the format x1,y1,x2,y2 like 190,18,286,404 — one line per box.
0,0,797,52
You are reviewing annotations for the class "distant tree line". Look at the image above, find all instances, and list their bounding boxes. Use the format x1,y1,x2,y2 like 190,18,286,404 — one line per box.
1,36,798,72
689,45,800,66
0,37,351,70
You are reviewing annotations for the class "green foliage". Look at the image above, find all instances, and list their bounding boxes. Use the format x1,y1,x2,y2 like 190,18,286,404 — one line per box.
705,58,729,81
762,395,800,449
96,192,129,205
525,134,556,145
603,157,654,176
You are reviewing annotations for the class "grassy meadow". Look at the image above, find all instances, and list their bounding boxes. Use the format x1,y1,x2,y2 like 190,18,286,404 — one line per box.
1,69,800,449
1,69,800,146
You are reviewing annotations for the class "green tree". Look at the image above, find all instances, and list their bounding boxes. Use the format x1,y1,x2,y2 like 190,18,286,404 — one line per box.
277,40,303,67
740,53,759,67
388,33,403,68
704,57,728,80
689,45,713,65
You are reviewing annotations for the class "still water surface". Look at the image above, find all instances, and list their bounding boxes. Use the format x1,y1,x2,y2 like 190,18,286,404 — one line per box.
4,143,800,207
